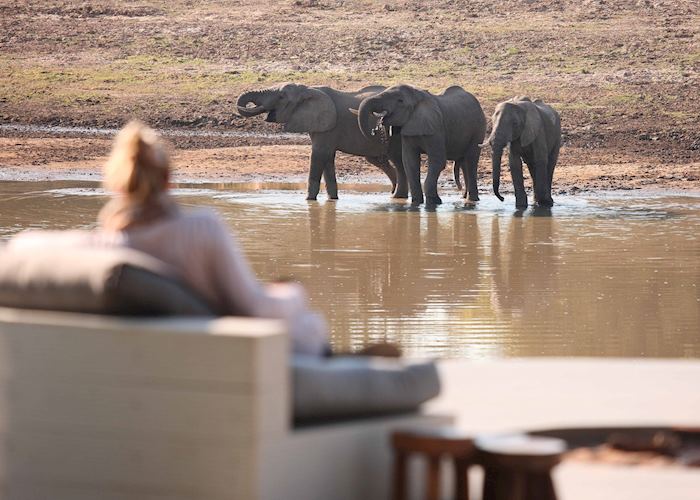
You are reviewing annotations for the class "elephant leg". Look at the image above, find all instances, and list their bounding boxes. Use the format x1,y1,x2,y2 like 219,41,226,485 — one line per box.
402,141,423,205
534,160,552,207
532,143,555,207
365,156,397,195
526,162,535,184
323,152,338,200
389,143,409,199
454,158,474,200
307,148,332,201
509,150,528,208
454,158,467,197
463,142,481,202
549,145,559,181
424,147,447,206
545,141,560,204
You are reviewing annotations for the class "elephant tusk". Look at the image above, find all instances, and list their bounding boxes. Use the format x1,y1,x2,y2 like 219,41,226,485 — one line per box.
479,137,492,148
372,111,388,118
348,108,359,116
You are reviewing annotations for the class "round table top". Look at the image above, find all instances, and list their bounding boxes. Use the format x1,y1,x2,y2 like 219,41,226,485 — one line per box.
394,426,472,441
392,427,475,457
476,433,567,457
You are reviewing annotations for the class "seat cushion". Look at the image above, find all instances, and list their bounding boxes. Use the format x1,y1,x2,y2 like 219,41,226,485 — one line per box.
292,355,441,423
0,246,214,316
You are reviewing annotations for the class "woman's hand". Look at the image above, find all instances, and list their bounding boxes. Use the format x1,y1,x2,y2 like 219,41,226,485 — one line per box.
266,281,308,309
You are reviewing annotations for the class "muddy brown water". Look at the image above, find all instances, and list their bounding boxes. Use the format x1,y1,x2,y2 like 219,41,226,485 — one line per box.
1,180,698,358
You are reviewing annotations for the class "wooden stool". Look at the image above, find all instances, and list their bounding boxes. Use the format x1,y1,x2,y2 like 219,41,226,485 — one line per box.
391,427,475,500
475,434,566,500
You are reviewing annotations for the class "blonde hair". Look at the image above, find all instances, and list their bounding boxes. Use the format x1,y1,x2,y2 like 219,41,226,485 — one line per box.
104,120,170,202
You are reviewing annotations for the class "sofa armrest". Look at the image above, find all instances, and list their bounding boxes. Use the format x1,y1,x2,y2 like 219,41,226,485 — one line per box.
0,307,289,499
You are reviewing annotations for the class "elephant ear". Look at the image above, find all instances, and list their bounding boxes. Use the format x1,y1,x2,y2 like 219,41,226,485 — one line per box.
401,95,443,137
519,101,543,147
284,88,337,133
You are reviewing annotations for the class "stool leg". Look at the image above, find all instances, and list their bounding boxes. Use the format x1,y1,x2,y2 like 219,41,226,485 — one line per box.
426,456,441,500
511,470,529,500
392,451,408,500
525,471,558,500
454,458,470,500
482,466,498,500
483,468,524,500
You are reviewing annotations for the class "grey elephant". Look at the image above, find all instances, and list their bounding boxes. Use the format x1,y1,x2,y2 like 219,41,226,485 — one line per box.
481,97,561,208
237,84,406,201
356,84,486,205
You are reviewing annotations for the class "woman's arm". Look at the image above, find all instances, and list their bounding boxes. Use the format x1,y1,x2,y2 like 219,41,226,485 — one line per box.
201,215,329,355
201,215,306,317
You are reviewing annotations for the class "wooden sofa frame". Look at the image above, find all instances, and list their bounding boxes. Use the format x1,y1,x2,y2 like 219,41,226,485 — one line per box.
0,308,448,500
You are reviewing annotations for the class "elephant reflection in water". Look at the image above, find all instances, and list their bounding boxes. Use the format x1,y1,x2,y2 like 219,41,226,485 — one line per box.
489,209,564,354
490,209,558,312
490,208,698,357
307,203,483,351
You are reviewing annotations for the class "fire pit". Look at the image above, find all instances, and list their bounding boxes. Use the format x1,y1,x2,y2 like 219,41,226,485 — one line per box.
530,427,700,468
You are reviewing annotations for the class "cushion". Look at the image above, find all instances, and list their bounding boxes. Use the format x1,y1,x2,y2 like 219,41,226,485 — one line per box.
0,246,214,316
292,355,441,423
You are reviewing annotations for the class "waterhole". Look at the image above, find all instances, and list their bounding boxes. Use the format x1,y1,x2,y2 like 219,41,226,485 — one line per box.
1,180,698,358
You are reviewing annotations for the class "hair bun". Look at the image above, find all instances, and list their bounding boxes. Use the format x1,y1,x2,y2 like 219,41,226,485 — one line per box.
104,120,170,201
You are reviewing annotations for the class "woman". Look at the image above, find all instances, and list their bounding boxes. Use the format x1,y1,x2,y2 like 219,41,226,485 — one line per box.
12,121,329,355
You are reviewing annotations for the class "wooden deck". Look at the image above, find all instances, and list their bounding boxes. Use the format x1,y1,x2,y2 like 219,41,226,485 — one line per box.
428,358,700,500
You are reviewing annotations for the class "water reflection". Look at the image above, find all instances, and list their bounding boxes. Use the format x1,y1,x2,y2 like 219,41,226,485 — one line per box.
303,202,484,353
490,211,558,318
488,207,700,357
489,212,560,355
0,180,698,359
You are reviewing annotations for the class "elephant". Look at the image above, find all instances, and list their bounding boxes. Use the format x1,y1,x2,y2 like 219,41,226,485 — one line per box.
481,97,561,208
356,84,486,205
236,83,406,201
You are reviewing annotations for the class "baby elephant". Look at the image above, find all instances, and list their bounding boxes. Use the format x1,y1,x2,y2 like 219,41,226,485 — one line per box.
482,97,561,208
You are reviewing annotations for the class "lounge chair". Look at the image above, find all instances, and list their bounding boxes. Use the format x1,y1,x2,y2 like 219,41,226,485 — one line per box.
0,247,448,500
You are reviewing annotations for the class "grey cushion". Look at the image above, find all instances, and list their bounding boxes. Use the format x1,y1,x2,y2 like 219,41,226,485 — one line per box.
292,355,441,422
0,247,214,316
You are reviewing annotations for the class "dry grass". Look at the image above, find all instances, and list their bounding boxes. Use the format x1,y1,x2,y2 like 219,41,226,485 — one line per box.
0,0,698,165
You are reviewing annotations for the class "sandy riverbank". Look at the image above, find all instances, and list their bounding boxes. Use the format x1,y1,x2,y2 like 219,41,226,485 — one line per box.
0,1,698,192
0,135,697,196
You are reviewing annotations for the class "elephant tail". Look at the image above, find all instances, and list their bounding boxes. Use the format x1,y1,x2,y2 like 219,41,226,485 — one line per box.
453,162,462,191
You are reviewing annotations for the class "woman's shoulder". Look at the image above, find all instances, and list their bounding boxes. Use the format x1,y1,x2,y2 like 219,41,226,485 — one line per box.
178,207,223,223
174,207,230,235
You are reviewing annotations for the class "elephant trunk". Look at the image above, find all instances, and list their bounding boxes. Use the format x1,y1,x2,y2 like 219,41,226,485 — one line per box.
236,90,270,117
492,143,505,202
357,97,383,138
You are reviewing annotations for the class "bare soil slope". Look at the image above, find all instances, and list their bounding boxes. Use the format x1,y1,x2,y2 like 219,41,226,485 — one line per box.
0,0,698,190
